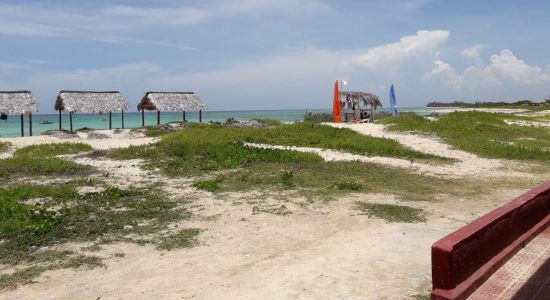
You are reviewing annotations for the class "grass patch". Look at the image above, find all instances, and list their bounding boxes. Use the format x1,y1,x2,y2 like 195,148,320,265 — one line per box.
0,183,192,265
355,202,426,223
250,118,283,126
143,126,172,137
13,143,92,157
303,112,332,122
0,182,196,288
211,161,487,201
334,182,363,191
156,228,201,250
0,141,11,153
192,179,221,192
280,170,295,187
379,112,550,160
411,293,431,300
0,143,93,178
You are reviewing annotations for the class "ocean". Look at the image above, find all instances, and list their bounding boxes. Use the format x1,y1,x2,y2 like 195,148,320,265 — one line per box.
0,107,433,138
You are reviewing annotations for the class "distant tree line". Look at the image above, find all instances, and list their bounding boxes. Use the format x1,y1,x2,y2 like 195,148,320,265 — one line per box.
427,99,550,107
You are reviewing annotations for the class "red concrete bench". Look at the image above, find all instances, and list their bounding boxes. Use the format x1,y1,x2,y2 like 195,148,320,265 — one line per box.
431,181,550,300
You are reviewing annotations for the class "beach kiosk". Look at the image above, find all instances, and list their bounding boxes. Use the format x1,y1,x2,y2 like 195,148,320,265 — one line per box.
340,91,382,123
55,91,130,132
0,91,38,137
332,81,382,123
137,92,207,127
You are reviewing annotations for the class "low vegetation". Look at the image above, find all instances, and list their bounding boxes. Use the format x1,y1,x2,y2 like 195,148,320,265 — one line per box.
110,123,445,177
0,143,93,179
379,112,550,160
303,112,332,122
0,254,103,290
0,182,195,290
193,178,222,192
250,118,283,126
156,228,201,250
0,141,11,153
200,161,514,201
426,100,550,110
354,202,426,223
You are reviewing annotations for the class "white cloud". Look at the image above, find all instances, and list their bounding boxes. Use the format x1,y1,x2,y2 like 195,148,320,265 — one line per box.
425,60,462,88
427,49,550,89
357,30,449,68
461,45,484,62
485,49,550,84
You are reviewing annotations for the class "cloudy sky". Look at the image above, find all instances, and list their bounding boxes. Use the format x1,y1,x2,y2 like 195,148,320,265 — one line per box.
0,0,549,112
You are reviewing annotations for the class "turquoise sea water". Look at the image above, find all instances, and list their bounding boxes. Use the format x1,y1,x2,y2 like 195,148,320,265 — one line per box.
0,107,433,138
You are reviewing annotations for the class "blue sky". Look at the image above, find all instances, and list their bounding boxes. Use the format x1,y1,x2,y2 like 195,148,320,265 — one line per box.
0,0,549,112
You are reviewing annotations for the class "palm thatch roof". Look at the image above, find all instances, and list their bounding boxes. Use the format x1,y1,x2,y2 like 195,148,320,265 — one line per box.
55,91,130,113
339,91,382,107
0,91,39,115
138,92,207,111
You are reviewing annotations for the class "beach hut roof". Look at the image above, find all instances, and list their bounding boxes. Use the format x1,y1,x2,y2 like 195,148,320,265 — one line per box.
339,91,382,107
138,92,207,112
0,90,39,115
55,91,130,113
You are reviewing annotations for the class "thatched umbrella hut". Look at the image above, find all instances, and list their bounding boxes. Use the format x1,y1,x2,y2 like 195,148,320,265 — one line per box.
137,92,207,126
0,91,39,136
338,91,382,122
55,91,130,132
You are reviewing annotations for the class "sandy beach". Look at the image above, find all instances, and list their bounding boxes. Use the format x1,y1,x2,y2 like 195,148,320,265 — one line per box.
1,117,548,300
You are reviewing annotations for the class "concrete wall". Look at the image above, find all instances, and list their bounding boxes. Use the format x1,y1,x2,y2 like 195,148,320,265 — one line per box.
431,181,550,300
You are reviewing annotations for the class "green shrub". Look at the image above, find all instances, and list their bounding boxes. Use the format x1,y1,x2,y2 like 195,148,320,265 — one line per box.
250,118,283,126
303,112,332,122
355,202,426,223
280,170,295,187
334,182,363,191
192,179,221,192
0,142,11,153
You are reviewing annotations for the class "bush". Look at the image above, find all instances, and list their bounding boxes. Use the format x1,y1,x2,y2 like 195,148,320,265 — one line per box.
280,170,295,187
303,112,333,122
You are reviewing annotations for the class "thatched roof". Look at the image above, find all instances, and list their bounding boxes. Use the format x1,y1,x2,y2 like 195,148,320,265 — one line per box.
138,92,207,111
55,91,130,113
339,91,382,107
0,91,39,115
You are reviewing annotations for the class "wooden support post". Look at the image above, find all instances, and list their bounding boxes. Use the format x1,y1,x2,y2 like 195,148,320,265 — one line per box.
29,113,32,136
109,111,112,129
370,105,374,123
183,111,186,122
157,110,160,125
199,110,202,123
141,109,145,127
20,114,24,137
59,110,62,130
69,112,73,132
121,110,125,129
